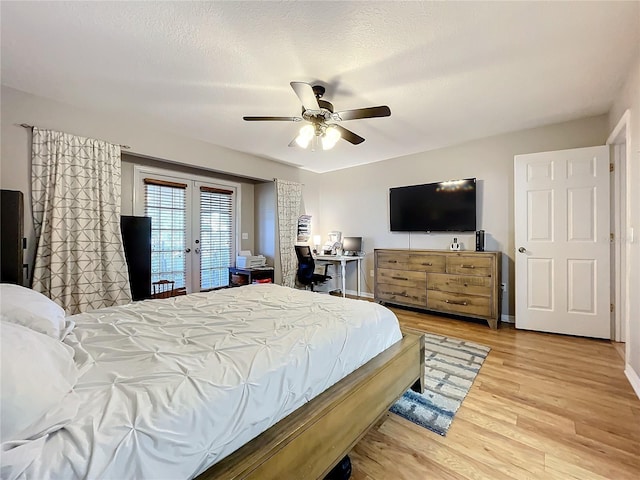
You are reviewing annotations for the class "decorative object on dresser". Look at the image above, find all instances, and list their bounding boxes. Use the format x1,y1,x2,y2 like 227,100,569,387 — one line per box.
475,230,485,252
374,249,502,329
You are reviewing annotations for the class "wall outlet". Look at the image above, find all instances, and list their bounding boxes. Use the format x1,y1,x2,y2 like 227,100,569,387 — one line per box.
241,232,249,240
370,269,375,277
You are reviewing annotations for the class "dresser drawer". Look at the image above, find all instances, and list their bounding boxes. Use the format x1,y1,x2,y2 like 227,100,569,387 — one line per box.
427,273,492,296
376,252,411,270
408,254,446,272
376,284,427,307
377,268,425,288
446,255,493,276
427,290,492,318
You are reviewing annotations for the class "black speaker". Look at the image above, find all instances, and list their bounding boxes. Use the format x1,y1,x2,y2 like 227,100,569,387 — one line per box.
120,216,152,301
475,230,485,252
1,190,25,285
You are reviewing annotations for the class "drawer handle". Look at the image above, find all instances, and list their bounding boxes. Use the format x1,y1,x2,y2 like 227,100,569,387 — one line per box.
445,299,468,306
391,276,408,281
460,264,475,269
390,291,408,297
422,262,433,266
388,260,398,263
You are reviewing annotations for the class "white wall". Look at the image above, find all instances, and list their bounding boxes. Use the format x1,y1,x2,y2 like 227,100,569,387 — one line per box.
254,182,279,284
313,115,609,316
0,86,309,280
608,53,640,394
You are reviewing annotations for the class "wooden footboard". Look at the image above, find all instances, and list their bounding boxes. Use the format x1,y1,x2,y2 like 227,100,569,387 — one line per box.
197,330,424,480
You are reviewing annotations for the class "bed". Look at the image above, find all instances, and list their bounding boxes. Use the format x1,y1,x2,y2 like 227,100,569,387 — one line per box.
1,283,423,479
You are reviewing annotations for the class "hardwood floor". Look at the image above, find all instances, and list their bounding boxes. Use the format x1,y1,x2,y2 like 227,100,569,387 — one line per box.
350,307,640,480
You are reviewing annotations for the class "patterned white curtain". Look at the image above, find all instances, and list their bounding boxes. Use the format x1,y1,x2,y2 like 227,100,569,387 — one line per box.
275,179,302,288
31,128,132,314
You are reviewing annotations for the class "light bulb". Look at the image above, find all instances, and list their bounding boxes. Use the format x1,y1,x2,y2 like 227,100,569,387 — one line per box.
295,125,314,148
322,126,341,150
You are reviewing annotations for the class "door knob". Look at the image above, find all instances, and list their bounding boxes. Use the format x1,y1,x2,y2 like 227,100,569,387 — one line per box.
185,248,191,253
518,247,526,253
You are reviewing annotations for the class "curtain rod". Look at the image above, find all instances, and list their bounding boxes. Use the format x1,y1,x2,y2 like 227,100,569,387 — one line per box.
273,177,305,186
19,124,131,150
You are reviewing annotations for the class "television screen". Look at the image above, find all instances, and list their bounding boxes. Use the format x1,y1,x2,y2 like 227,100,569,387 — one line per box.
389,178,476,232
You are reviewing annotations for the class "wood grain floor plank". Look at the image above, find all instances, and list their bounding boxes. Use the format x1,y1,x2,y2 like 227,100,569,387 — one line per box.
350,308,640,480
543,454,614,480
466,389,577,435
375,418,518,480
516,415,640,472
457,406,637,480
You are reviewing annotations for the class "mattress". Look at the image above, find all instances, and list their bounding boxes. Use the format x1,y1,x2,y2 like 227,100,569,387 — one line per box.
15,284,402,479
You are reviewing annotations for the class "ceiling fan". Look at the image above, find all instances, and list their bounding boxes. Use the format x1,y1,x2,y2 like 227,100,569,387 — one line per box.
243,82,391,150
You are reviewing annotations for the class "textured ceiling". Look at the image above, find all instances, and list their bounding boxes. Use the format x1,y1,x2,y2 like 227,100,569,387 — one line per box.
1,1,638,173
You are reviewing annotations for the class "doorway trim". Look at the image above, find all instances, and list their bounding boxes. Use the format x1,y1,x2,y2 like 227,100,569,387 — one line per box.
606,110,631,351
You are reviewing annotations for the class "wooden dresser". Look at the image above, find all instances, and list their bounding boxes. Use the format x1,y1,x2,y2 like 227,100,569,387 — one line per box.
374,249,502,329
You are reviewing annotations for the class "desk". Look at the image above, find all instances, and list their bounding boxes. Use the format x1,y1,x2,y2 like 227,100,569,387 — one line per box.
315,254,365,298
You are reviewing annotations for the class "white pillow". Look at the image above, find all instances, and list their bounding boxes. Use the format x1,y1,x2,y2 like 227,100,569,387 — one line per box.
0,284,69,340
0,321,80,444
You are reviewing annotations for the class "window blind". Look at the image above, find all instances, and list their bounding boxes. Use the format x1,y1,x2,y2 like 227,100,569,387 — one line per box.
200,186,233,290
144,180,187,288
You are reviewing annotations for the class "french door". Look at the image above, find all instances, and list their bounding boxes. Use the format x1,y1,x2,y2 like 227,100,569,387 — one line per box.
135,168,238,293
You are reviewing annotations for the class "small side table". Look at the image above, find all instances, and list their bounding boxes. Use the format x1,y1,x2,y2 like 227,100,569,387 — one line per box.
228,266,275,287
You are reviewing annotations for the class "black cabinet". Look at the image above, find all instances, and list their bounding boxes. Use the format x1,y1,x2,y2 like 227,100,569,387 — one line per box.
0,190,25,285
229,267,274,287
120,216,151,301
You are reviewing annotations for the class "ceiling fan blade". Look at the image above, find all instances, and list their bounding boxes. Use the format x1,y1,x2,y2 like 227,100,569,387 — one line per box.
243,116,302,122
334,106,391,121
290,82,320,111
334,125,365,145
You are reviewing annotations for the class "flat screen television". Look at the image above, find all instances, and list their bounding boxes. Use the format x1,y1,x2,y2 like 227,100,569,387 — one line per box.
389,178,477,232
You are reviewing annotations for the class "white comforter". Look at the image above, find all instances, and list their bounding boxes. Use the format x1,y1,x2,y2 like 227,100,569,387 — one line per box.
13,284,402,479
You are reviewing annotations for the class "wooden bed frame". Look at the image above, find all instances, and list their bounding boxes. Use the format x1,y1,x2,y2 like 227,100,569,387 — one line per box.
197,329,425,480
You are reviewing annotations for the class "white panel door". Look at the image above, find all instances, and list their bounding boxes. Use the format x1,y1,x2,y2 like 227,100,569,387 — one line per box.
514,146,610,338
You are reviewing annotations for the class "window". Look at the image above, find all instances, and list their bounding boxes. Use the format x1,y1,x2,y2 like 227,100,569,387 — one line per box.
136,168,239,294
144,179,187,288
199,186,234,290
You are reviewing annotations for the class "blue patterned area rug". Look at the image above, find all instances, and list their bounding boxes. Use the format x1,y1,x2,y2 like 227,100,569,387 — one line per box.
390,332,490,436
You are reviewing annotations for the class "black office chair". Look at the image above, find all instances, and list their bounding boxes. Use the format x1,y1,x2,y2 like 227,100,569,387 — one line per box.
295,245,331,291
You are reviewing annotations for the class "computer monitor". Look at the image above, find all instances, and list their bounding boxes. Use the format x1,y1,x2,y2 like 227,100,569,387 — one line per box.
342,237,362,256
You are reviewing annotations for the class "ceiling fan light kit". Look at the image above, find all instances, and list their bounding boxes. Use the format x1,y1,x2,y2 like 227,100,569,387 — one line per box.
295,124,315,149
322,125,341,150
243,81,391,151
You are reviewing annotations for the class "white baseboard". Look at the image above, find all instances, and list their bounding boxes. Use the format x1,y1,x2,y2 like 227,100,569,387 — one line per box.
625,364,640,400
501,314,515,324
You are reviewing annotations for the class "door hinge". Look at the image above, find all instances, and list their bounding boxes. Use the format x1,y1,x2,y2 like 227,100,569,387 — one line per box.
610,163,615,172
610,233,614,242
610,303,615,313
